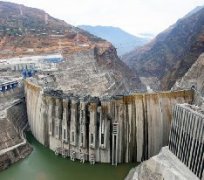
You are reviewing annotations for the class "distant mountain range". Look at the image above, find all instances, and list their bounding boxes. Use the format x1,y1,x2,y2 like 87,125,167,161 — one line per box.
78,25,153,56
122,6,204,90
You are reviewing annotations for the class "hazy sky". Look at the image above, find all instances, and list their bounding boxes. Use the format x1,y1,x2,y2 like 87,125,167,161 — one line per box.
3,0,204,35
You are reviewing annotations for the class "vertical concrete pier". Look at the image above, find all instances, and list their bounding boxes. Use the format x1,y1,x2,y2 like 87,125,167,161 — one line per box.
88,97,99,164
25,80,194,165
79,96,89,162
98,97,111,163
69,96,79,161
169,104,204,179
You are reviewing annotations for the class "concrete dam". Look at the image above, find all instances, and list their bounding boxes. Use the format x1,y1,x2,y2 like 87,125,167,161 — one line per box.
25,79,193,165
126,102,204,180
169,104,204,179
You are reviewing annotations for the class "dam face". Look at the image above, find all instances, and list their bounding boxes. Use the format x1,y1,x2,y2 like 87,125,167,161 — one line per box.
25,80,193,164
169,104,204,179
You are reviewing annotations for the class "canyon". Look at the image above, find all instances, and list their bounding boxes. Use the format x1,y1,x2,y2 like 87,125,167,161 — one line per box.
0,1,203,180
122,6,204,91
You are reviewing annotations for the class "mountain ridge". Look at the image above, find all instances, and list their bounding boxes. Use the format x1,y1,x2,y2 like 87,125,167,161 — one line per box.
0,1,144,93
122,6,204,90
0,1,111,58
78,25,152,56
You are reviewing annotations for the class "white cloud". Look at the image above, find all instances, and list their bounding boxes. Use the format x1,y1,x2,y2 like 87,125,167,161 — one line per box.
3,0,204,35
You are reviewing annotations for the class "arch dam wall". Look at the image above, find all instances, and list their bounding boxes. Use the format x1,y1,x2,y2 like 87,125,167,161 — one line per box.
24,80,193,164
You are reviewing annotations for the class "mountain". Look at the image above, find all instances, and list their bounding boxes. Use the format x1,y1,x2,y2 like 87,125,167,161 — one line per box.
122,6,204,90
184,6,204,18
78,25,152,56
0,1,144,94
0,1,107,58
173,53,204,95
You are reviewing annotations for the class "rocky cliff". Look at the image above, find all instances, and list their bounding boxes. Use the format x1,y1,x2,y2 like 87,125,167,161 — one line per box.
53,49,143,96
173,53,204,95
122,6,204,90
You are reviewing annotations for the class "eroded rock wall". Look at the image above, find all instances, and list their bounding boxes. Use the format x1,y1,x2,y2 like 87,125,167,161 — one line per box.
125,147,199,180
25,80,193,164
0,144,31,171
173,53,204,95
0,118,22,150
7,100,28,133
0,98,32,171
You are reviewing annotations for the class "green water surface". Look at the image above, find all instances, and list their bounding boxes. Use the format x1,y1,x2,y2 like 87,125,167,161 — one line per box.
0,133,136,180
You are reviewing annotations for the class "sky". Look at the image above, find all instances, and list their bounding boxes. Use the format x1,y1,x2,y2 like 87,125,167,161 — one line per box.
3,0,204,36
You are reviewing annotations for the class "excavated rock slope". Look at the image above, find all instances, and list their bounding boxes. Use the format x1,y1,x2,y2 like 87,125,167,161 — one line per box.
125,147,199,180
0,92,32,171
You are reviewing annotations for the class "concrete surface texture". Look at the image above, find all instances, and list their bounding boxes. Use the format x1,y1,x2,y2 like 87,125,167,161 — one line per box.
169,103,204,179
25,79,193,164
125,102,204,180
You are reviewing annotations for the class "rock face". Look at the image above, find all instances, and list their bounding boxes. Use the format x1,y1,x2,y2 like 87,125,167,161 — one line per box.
0,144,31,171
0,88,32,171
122,6,204,90
25,79,193,164
173,53,204,95
0,118,22,150
6,99,28,132
125,147,199,180
45,49,143,96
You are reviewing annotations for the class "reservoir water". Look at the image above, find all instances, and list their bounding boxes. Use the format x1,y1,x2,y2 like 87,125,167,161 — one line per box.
0,133,136,180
